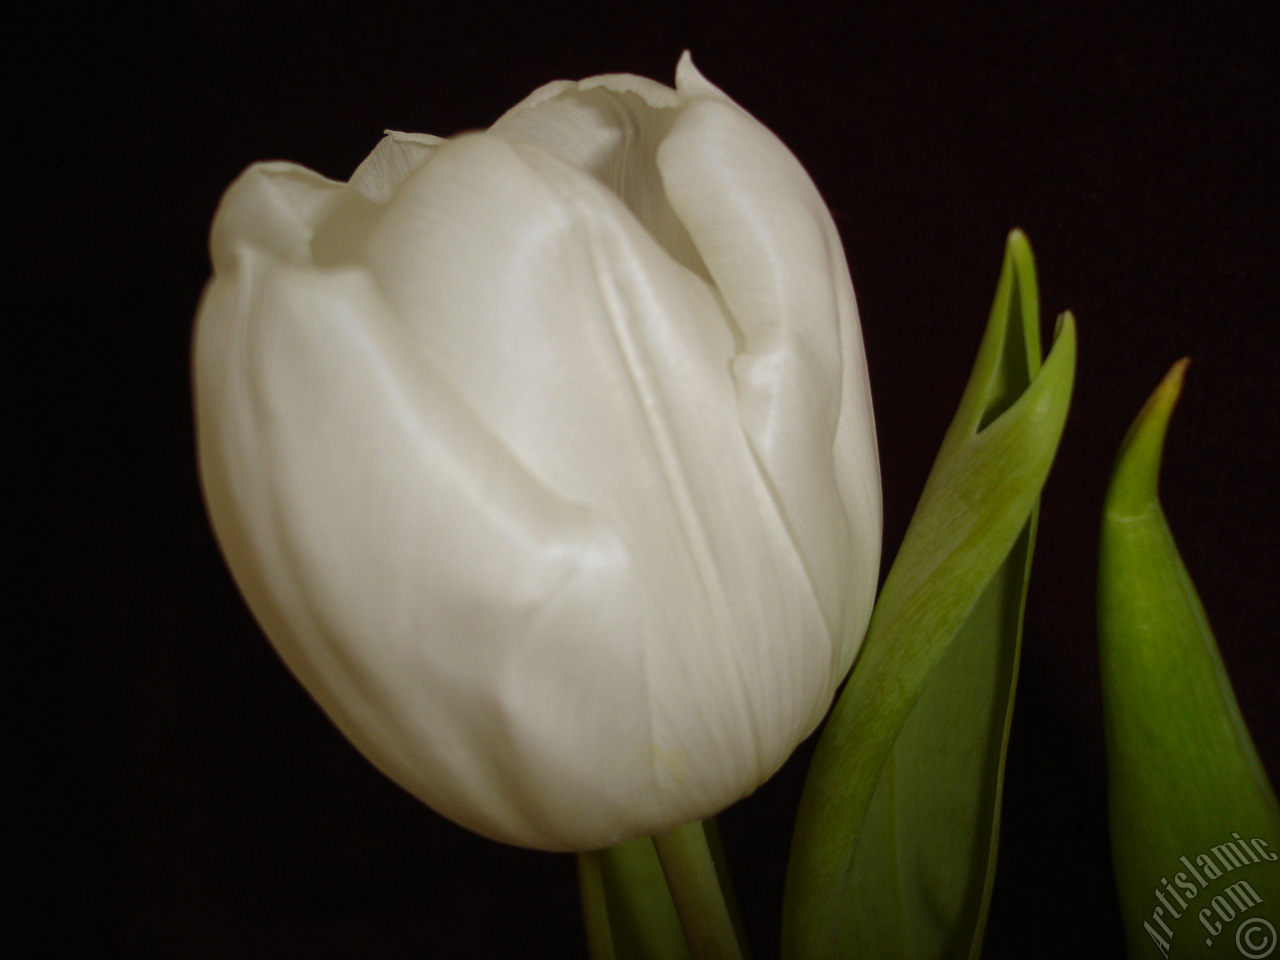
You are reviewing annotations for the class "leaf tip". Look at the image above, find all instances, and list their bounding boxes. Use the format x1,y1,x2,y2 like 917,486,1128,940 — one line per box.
1052,309,1073,340
1006,229,1043,375
1105,358,1190,519
1005,227,1032,262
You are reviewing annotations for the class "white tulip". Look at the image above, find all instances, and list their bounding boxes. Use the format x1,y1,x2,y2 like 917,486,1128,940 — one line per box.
194,53,880,851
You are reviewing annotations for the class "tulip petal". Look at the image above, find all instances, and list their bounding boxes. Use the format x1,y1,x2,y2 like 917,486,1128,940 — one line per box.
365,130,843,810
197,247,664,849
210,161,346,270
658,64,881,676
490,74,705,277
212,161,383,271
349,129,443,204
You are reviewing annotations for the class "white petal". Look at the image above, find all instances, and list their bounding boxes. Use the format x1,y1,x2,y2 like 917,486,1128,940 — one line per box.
489,73,705,275
497,71,680,122
674,51,735,102
658,86,882,674
209,162,344,271
210,161,381,271
349,129,444,204
196,249,656,848
361,132,836,832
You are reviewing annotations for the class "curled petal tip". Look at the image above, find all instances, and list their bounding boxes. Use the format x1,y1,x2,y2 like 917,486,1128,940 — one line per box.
675,51,730,101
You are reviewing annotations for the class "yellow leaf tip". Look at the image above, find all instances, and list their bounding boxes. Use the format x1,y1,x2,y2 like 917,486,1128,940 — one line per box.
1106,359,1190,518
1163,354,1191,393
1135,357,1189,437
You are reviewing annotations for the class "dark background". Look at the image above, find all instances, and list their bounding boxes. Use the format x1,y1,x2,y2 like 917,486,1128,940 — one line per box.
15,1,1277,957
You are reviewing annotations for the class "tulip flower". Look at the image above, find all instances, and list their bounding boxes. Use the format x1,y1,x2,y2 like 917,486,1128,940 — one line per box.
193,53,881,852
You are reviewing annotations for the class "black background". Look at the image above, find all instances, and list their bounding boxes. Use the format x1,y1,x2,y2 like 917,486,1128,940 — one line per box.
15,1,1278,957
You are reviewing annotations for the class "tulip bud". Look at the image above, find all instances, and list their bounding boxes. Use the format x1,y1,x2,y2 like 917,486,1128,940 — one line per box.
193,53,881,851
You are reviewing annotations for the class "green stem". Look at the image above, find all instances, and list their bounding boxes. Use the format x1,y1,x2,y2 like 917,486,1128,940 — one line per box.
651,821,744,960
578,851,618,960
701,819,751,958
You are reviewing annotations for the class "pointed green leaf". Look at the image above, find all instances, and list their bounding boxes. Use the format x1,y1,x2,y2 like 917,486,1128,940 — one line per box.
837,519,1034,959
1099,361,1280,960
782,231,1076,960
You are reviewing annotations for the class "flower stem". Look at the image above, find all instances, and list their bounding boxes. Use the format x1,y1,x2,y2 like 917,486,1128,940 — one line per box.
578,851,618,960
651,821,744,960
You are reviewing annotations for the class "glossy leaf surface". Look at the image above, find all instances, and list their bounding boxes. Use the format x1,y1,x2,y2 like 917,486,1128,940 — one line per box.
1099,361,1280,959
783,231,1076,960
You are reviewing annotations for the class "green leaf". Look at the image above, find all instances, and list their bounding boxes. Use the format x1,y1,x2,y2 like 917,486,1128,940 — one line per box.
782,230,1076,960
1098,360,1280,960
580,837,693,960
836,519,1035,959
